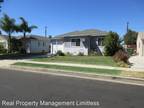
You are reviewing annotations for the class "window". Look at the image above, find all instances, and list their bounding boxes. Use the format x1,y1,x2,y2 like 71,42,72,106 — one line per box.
38,41,40,47
98,38,104,46
71,39,80,46
57,41,63,45
43,42,45,46
52,40,56,45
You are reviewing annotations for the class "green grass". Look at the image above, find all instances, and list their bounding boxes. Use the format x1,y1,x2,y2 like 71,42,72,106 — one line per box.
13,62,121,76
32,56,117,67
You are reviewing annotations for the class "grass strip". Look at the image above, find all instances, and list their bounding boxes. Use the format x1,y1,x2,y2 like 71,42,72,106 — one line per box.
13,62,121,76
32,56,118,67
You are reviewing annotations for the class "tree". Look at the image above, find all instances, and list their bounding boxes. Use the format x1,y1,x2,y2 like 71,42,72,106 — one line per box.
11,37,22,53
17,17,37,53
0,14,16,53
104,31,122,56
124,29,138,45
0,43,7,54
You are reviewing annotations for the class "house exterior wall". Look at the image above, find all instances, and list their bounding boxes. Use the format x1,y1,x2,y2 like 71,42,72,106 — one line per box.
26,39,50,53
51,40,64,54
137,33,144,56
0,37,8,49
63,37,89,55
51,36,106,55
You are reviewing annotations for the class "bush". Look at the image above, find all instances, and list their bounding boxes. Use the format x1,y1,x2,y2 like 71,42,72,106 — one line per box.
89,51,101,56
78,52,84,56
0,44,7,54
66,52,72,56
104,31,122,56
56,50,65,56
113,50,129,63
117,61,130,68
127,48,134,56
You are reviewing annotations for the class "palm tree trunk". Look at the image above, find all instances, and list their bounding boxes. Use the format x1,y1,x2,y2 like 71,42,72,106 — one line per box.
8,32,12,53
23,32,26,54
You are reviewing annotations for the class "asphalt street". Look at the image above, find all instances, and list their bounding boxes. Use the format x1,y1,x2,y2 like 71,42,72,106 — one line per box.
0,69,144,108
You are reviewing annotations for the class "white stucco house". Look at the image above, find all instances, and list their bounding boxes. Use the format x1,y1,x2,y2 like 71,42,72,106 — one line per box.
51,29,108,55
19,35,51,53
0,35,51,53
137,32,144,56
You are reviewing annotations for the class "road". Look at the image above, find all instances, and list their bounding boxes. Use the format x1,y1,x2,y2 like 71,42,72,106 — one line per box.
0,69,144,108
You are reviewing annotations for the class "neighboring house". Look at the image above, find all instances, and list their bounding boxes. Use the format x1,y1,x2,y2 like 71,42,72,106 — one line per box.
0,35,51,54
0,35,8,49
137,32,144,56
19,35,51,53
51,29,108,55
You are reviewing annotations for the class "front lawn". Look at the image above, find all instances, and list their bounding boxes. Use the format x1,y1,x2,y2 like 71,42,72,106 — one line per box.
13,62,121,76
33,56,118,67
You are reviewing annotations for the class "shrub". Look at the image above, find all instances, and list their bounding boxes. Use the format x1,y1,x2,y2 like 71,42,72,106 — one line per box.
127,48,134,56
104,31,122,56
89,51,101,56
56,50,65,56
66,52,72,56
0,44,7,54
78,52,84,56
117,61,130,68
113,50,129,63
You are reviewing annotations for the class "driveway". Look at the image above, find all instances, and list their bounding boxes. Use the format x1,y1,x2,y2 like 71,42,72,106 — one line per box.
129,56,144,69
0,59,27,67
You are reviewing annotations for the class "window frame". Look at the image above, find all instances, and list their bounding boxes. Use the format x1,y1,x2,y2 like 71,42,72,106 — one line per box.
71,38,80,47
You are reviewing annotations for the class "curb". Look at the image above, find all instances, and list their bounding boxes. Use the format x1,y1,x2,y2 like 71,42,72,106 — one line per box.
1,65,144,87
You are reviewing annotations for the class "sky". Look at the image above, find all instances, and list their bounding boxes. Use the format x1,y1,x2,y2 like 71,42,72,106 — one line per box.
1,0,144,37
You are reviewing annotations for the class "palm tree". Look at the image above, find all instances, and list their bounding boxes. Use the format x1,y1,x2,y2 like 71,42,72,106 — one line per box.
0,14,16,53
18,17,37,53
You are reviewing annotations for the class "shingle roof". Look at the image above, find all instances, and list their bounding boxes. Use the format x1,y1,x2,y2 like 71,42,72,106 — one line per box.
18,35,50,41
54,29,108,39
0,35,50,41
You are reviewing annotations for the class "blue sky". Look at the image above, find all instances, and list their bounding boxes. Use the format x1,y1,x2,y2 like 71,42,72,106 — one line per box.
1,0,144,37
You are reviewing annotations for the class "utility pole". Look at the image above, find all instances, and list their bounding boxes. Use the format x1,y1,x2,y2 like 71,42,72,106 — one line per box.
127,22,129,33
45,26,47,38
0,0,4,12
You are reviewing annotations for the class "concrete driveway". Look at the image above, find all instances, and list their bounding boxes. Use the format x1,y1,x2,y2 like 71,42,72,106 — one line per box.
0,59,27,67
129,56,144,69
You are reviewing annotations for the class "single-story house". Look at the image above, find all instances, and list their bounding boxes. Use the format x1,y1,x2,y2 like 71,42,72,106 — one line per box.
19,35,51,53
0,35,51,53
51,29,108,55
137,32,144,56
